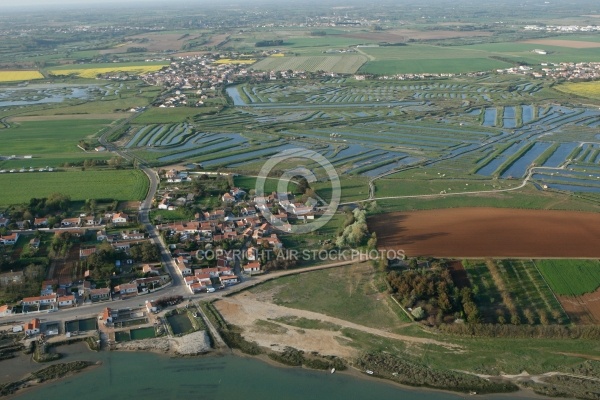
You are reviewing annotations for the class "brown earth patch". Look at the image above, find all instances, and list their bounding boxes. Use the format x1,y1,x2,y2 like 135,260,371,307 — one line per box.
447,261,470,289
52,243,84,287
369,207,600,258
521,39,600,49
557,288,600,324
215,290,462,356
341,29,493,42
206,33,230,48
100,33,202,54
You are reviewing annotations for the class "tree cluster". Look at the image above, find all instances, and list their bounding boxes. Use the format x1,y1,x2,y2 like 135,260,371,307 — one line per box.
255,39,284,47
129,242,161,263
387,264,479,324
336,208,369,248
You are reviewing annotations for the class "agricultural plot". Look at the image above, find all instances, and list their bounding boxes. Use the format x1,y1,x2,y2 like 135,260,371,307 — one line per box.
48,61,168,78
0,170,148,206
463,260,567,324
536,260,600,296
537,259,600,325
0,70,44,82
213,58,256,65
0,118,115,168
251,55,367,74
370,208,600,258
556,81,600,99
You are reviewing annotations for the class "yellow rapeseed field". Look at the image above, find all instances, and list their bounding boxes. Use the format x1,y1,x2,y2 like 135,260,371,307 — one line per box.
213,59,256,65
556,81,600,99
271,53,285,57
49,65,164,79
0,70,44,82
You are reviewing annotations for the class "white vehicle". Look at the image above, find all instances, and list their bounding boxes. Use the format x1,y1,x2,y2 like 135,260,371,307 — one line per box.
206,287,216,293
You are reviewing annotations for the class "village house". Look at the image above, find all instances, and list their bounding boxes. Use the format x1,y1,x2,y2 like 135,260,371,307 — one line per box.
175,257,192,276
61,217,81,227
0,232,19,245
24,318,41,336
145,300,158,313
114,283,138,296
33,217,48,227
221,192,235,203
15,220,28,230
246,247,257,261
96,229,108,242
29,237,40,249
0,304,12,317
243,262,261,273
78,281,91,296
121,230,145,240
79,247,97,259
58,295,75,308
0,217,9,227
219,275,240,285
41,279,58,296
22,294,57,306
90,288,111,302
82,215,102,226
244,261,260,273
142,264,162,275
112,213,129,224
266,234,283,249
135,276,162,290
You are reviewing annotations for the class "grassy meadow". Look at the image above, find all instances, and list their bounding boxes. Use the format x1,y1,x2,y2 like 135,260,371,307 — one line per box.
0,119,115,168
249,262,412,329
0,169,148,206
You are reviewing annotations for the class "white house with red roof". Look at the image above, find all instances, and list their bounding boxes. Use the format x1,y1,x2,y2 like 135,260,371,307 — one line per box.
0,304,12,317
0,232,19,245
58,295,75,308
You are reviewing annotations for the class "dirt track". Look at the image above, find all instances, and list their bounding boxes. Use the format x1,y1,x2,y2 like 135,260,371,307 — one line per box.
215,291,461,358
369,208,600,258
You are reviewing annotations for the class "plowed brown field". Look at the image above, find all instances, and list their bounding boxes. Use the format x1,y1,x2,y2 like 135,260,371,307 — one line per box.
369,208,600,258
558,289,600,324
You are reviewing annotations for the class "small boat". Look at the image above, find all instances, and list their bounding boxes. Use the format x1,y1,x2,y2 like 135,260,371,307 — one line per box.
366,370,374,375
330,368,335,374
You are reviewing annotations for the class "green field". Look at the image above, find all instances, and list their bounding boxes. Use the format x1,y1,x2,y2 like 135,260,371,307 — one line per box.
0,118,116,168
251,55,368,74
249,263,411,329
355,41,600,74
0,119,113,155
536,259,600,296
0,169,148,206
